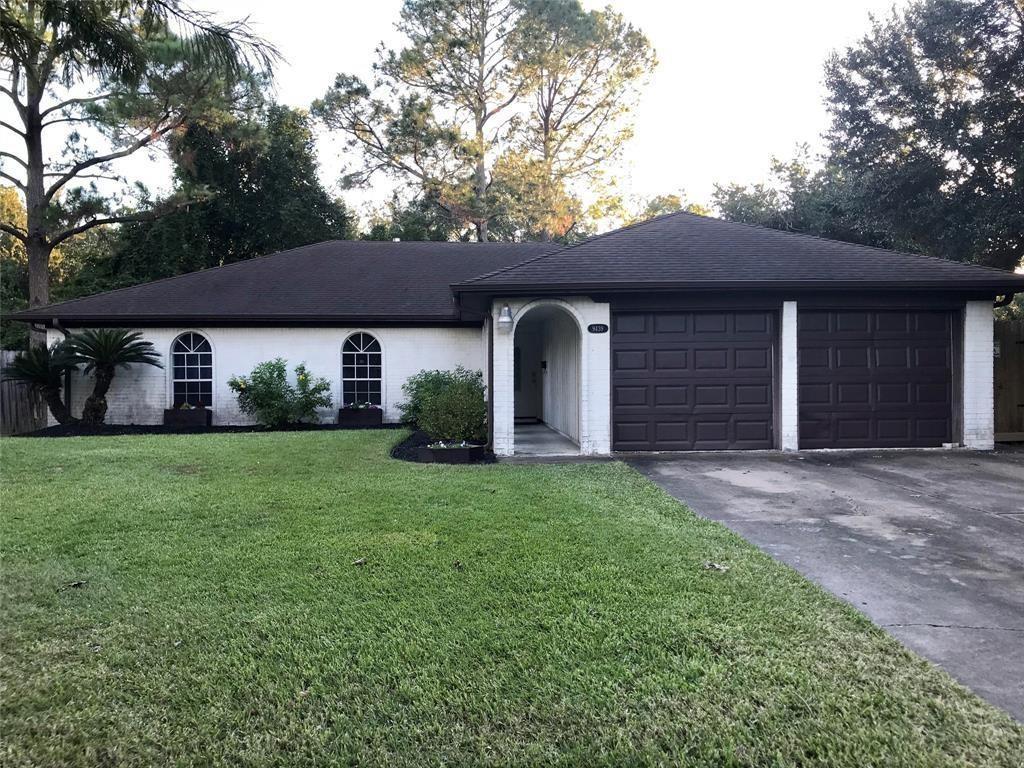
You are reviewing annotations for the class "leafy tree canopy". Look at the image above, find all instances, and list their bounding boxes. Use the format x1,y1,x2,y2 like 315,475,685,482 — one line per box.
363,193,465,242
823,0,1023,269
59,103,355,294
313,0,654,241
0,0,277,343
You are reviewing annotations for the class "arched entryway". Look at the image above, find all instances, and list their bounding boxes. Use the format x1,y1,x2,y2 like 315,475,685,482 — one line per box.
513,303,581,455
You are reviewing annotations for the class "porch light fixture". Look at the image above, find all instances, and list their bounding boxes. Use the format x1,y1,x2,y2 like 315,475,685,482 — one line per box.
497,303,513,333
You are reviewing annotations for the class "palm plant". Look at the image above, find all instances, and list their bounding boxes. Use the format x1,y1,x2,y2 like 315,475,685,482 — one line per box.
69,330,163,425
3,342,80,425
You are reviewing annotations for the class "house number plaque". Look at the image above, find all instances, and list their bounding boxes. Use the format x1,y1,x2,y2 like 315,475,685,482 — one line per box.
587,323,609,334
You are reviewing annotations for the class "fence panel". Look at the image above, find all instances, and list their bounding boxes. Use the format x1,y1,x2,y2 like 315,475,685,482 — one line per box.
994,319,1024,442
0,350,47,436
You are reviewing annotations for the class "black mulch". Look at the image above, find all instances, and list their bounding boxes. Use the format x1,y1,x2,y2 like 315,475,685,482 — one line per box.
389,430,495,464
17,422,404,439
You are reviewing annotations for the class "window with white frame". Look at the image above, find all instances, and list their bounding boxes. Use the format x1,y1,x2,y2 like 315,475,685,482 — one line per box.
171,332,213,407
342,333,382,406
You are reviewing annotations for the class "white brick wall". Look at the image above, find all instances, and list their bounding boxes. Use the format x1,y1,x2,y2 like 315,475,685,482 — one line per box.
49,326,487,426
961,301,995,450
491,297,611,456
780,301,799,450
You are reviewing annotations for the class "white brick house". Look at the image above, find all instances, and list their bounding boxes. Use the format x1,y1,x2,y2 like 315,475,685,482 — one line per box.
16,213,1023,455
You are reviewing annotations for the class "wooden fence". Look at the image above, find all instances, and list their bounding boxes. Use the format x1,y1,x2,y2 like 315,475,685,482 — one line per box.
0,350,47,436
995,318,1024,442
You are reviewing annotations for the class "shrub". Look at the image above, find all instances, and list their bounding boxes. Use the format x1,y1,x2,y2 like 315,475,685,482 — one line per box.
227,360,332,427
399,368,461,425
416,367,486,443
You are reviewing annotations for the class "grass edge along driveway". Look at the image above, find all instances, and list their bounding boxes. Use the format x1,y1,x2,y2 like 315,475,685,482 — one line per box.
2,430,1021,766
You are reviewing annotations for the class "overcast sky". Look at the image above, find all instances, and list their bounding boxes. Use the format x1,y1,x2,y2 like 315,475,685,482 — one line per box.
216,0,906,213
3,0,910,221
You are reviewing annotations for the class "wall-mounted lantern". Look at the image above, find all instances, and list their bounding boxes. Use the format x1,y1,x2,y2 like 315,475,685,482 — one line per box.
497,303,513,333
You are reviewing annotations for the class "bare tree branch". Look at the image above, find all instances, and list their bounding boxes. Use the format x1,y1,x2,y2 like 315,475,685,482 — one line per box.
0,169,27,191
48,198,194,247
43,116,183,202
39,92,114,118
1,120,25,137
1,150,28,168
0,221,28,242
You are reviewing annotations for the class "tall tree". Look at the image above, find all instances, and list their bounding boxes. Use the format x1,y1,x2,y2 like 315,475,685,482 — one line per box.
314,0,654,241
363,192,464,241
824,0,1024,270
713,150,909,249
506,0,654,240
93,103,355,286
624,192,710,225
314,0,524,241
0,0,276,340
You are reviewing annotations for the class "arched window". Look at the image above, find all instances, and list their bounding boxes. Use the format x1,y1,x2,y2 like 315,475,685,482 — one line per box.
342,332,382,406
171,332,213,407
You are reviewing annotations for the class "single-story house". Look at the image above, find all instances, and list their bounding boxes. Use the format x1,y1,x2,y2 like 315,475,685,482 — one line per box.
13,212,1024,455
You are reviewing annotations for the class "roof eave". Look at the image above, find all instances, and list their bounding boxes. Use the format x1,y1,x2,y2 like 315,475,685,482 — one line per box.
452,279,1024,295
7,313,481,328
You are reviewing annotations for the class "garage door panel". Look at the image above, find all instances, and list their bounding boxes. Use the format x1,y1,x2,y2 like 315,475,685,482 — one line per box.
654,385,688,406
613,349,648,371
798,309,952,448
612,310,775,450
653,348,689,370
652,313,688,333
799,346,830,368
736,384,771,406
613,314,648,334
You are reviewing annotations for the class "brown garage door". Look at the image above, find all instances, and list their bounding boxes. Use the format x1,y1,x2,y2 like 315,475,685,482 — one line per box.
799,310,953,448
612,310,775,450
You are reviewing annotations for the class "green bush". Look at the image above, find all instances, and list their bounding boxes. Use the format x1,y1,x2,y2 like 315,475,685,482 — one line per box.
399,368,462,425
415,367,487,444
227,359,332,427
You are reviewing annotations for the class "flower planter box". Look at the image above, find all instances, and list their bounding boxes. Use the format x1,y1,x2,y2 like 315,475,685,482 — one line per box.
337,408,383,428
417,444,486,464
163,408,212,427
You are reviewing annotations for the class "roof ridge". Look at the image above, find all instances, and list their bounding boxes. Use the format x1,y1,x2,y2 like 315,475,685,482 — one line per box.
462,209,1021,285
458,211,688,285
675,210,1019,276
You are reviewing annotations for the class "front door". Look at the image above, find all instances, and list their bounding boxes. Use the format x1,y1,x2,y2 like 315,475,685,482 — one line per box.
514,341,542,421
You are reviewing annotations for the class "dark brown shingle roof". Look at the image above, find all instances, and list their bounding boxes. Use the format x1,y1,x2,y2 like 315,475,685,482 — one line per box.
12,240,555,326
455,212,1024,293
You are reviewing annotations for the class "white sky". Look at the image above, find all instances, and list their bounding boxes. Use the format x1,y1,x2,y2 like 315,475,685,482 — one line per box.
3,0,909,224
215,0,905,214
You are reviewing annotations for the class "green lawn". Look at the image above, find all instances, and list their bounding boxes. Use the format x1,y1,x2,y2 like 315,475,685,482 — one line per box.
1,431,1021,766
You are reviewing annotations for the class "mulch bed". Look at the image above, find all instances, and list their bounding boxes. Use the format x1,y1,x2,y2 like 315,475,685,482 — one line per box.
390,430,495,464
18,422,403,439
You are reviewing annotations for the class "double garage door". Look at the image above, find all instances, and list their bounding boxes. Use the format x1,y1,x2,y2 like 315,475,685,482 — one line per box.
611,308,953,451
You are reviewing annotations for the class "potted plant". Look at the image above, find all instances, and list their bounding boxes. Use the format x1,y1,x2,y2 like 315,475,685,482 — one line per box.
337,401,383,428
163,401,212,427
412,368,487,464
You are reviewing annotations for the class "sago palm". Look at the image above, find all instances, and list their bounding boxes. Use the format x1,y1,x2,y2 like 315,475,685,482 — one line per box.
69,329,163,425
3,342,80,425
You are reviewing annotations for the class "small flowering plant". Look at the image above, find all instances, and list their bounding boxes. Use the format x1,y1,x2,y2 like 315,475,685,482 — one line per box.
342,401,380,410
428,440,477,449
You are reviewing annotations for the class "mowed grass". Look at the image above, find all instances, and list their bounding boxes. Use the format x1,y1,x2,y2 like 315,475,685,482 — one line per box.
1,431,1021,767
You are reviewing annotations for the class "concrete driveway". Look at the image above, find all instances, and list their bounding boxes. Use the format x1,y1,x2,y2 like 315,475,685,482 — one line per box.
626,447,1024,720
